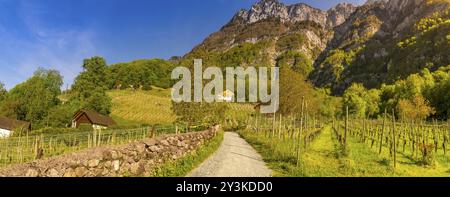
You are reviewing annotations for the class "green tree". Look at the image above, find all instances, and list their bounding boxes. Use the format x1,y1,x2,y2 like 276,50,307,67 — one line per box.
0,82,6,104
83,89,112,115
279,67,321,115
343,83,367,118
45,104,77,128
425,72,450,119
108,59,174,90
397,95,435,121
343,83,380,118
1,68,63,127
276,51,313,76
366,89,381,118
71,57,112,115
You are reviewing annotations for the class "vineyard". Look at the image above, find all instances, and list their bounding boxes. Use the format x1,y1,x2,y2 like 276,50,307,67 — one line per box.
0,124,209,167
333,107,450,169
238,98,450,177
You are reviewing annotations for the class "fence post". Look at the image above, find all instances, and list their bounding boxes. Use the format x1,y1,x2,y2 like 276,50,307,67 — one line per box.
272,111,276,138
392,109,397,169
344,106,348,151
296,96,305,167
279,114,282,139
379,109,386,155
304,101,309,149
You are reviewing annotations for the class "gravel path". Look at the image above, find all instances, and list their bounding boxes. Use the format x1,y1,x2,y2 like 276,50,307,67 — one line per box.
187,132,272,177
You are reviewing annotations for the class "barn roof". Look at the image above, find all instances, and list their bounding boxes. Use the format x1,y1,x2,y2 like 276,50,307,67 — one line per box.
73,110,117,127
0,116,31,131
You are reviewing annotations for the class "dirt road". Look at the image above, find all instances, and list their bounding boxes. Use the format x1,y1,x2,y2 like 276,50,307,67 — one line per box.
187,132,272,177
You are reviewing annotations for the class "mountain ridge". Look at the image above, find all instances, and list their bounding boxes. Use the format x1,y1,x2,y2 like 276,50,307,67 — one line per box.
182,0,449,95
230,0,357,28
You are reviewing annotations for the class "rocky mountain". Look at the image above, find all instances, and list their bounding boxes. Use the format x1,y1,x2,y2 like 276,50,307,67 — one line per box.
183,0,450,95
311,0,450,94
232,0,356,28
186,0,357,71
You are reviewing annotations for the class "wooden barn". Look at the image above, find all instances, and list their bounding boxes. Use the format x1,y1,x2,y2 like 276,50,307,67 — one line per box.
71,109,117,130
0,116,31,138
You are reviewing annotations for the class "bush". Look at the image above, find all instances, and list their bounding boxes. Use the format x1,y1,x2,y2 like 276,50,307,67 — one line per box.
419,143,435,166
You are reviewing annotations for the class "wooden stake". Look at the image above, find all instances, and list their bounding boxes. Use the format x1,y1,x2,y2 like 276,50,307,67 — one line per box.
344,105,348,150
392,109,397,169
279,114,282,139
296,96,305,167
379,109,386,155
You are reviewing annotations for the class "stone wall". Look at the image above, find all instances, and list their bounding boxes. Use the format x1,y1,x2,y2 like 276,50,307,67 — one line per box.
0,125,220,177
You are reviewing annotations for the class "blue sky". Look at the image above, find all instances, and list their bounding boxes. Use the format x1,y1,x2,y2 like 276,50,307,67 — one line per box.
0,0,365,89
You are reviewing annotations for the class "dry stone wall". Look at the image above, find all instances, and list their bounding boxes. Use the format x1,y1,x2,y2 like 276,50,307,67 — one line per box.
0,125,220,177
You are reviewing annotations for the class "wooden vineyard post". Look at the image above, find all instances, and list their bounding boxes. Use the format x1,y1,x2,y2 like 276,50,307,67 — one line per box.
88,134,91,148
410,120,415,157
392,109,397,169
313,114,316,130
445,121,450,156
264,115,268,138
272,111,276,138
151,125,156,138
291,115,296,139
255,115,259,133
344,106,348,151
92,130,97,147
304,101,308,149
444,127,447,156
379,109,386,155
279,114,282,139
296,96,305,167
362,118,366,142
97,130,102,147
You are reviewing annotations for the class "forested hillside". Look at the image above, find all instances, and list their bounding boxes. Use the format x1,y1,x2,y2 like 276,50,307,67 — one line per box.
0,57,175,130
178,0,450,121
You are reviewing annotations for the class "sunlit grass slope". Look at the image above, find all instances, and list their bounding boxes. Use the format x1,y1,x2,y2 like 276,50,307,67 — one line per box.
107,87,177,125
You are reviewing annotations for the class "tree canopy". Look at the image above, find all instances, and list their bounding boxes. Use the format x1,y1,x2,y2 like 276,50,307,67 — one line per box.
0,68,63,128
70,56,112,115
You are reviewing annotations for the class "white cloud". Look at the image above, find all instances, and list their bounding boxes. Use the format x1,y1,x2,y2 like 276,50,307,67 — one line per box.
0,0,98,90
15,29,98,89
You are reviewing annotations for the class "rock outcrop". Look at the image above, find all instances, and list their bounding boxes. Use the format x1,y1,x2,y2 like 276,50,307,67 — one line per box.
232,0,356,28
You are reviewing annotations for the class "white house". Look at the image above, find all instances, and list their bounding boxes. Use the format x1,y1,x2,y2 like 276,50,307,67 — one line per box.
0,116,31,138
217,90,235,102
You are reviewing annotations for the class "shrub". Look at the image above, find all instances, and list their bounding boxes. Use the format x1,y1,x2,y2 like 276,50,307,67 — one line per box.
419,143,435,166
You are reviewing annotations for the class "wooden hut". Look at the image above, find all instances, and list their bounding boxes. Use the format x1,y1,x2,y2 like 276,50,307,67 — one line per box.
71,109,117,130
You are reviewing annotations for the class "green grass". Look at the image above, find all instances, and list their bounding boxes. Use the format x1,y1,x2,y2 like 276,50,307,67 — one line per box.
225,103,255,120
107,88,177,125
241,125,450,177
148,130,224,177
356,135,450,177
